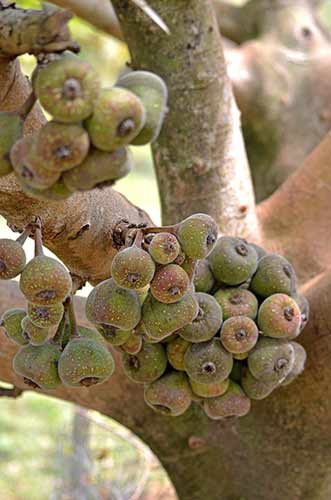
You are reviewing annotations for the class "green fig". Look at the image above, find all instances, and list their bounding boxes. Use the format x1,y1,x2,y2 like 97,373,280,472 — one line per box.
184,338,233,384
144,371,192,416
247,337,295,383
282,342,307,386
214,287,258,320
189,378,229,399
21,316,55,346
193,259,215,293
258,293,301,339
148,232,180,265
178,292,223,343
203,381,251,419
19,176,74,201
0,111,23,176
1,308,28,345
118,332,143,354
241,366,278,400
294,294,310,333
27,302,64,329
0,238,26,280
177,213,218,259
220,316,259,354
111,246,155,290
96,324,132,346
150,264,190,304
250,254,297,298
167,336,191,371
122,341,167,383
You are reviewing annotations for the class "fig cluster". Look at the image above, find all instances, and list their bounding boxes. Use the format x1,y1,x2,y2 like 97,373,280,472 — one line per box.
85,213,309,419
0,51,168,201
0,223,114,390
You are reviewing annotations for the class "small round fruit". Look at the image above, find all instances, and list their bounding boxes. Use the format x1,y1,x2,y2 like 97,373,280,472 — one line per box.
177,213,218,259
58,337,115,387
241,366,278,400
167,337,191,371
250,254,297,298
294,294,310,333
150,264,189,304
189,378,229,399
184,339,233,384
13,342,61,390
193,259,215,293
203,381,251,419
0,111,23,176
111,246,156,290
1,309,28,345
122,342,167,383
258,294,301,339
282,342,307,386
142,292,199,340
178,292,223,343
220,316,259,354
19,176,73,201
208,236,258,285
27,302,64,328
214,287,258,320
248,337,295,383
34,53,100,122
148,232,180,265
86,278,141,330
144,371,192,417
0,239,26,279
85,87,146,151
96,324,132,346
21,316,55,346
118,333,143,355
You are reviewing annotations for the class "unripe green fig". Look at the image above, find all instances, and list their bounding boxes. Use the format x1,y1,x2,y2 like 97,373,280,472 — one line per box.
34,53,100,122
0,112,23,176
294,294,310,333
35,121,89,172
150,264,189,304
20,256,72,305
21,316,55,346
19,176,74,201
248,337,295,383
250,254,297,298
96,324,132,346
203,381,251,419
86,278,141,330
208,237,258,285
13,342,61,390
177,213,218,259
233,352,249,360
1,309,28,345
166,336,191,371
193,259,215,293
144,371,192,416
112,246,155,290
230,360,242,382
214,287,258,320
258,293,301,339
178,292,223,343
122,341,167,383
282,342,307,386
75,325,107,345
189,377,229,399
220,316,259,354
117,70,168,145
118,332,143,354
241,367,278,400
184,339,233,384
58,337,115,387
86,87,146,151
0,239,26,279
63,147,132,191
142,291,199,340
27,302,64,328
148,232,180,265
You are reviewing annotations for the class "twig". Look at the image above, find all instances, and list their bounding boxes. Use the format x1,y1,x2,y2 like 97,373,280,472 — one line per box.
0,385,24,398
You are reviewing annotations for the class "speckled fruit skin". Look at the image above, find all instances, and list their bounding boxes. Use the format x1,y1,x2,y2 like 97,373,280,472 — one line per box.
177,213,218,259
248,337,295,383
142,291,199,341
1,309,28,345
96,324,132,346
27,302,64,328
220,315,259,354
122,341,167,383
193,259,215,293
178,292,223,343
118,332,143,355
150,264,190,304
282,342,307,386
250,254,297,298
13,342,61,390
258,293,302,339
167,337,191,371
35,53,100,123
85,278,141,331
184,338,233,384
293,294,310,333
241,366,279,400
0,239,26,279
85,87,146,151
35,121,90,172
208,236,258,285
111,246,155,290
117,70,168,145
148,232,180,265
21,316,55,346
0,112,23,176
189,377,230,399
58,337,115,387
20,256,72,306
19,176,73,201
144,371,192,417
63,147,132,191
214,287,258,320
203,381,251,419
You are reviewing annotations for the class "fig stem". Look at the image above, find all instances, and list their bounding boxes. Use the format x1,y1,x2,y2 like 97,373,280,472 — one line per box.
51,308,68,348
34,223,44,257
67,295,79,339
16,225,32,246
143,224,178,235
133,229,144,248
18,91,36,120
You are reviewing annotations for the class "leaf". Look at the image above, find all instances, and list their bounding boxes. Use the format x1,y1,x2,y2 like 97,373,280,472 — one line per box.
130,0,170,34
